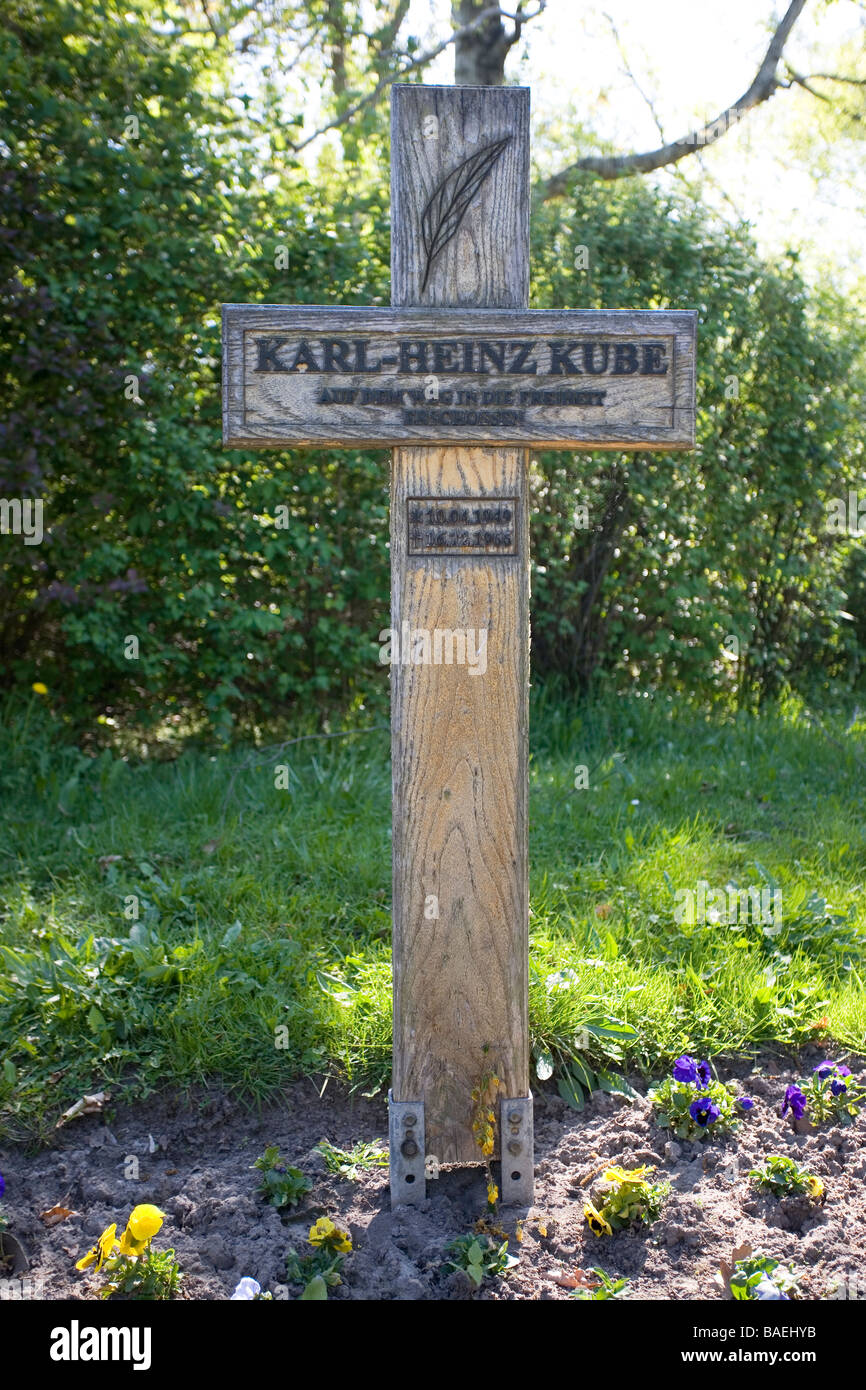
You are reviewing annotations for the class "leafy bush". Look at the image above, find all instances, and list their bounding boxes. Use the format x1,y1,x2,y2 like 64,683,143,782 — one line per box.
1,0,390,737
2,3,865,733
531,181,866,709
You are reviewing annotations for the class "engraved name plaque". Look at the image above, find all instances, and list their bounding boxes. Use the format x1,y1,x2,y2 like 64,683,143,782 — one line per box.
223,306,697,451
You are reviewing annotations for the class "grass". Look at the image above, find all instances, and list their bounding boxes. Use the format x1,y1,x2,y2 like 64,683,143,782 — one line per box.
1,691,864,1142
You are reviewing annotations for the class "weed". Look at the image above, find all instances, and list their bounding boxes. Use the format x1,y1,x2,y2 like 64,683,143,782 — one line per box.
570,1267,630,1300
314,1139,388,1180
443,1233,516,1288
748,1155,824,1200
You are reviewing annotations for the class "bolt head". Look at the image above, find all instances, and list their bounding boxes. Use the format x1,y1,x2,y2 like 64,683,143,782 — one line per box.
507,1110,522,1125
507,1140,521,1156
401,1138,418,1158
403,1113,417,1127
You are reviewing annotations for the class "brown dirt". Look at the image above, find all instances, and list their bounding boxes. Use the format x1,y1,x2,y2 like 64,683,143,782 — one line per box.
1,1047,863,1301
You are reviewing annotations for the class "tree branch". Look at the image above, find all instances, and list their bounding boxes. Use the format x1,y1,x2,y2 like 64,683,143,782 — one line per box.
372,0,412,57
785,70,833,101
603,8,667,143
288,2,546,152
539,0,808,195
791,70,866,86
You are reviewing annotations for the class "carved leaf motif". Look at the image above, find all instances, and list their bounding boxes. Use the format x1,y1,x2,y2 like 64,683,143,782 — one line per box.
419,136,512,293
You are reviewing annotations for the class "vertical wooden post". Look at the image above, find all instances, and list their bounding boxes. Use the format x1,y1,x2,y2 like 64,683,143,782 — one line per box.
389,85,532,1183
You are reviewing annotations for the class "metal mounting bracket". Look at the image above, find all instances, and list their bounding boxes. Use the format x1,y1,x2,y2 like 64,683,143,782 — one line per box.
500,1093,534,1207
388,1091,426,1208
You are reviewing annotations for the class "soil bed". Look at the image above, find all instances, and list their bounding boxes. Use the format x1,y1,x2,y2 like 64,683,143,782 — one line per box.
2,1047,863,1300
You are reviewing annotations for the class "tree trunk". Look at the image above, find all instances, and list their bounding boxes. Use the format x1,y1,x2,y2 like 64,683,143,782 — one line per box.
452,1,511,85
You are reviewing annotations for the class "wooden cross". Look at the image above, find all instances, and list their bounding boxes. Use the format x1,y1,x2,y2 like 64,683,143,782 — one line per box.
223,84,695,1208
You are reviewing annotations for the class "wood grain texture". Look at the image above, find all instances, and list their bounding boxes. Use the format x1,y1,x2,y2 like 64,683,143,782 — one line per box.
391,86,530,1163
391,85,529,310
221,305,697,450
391,448,529,1162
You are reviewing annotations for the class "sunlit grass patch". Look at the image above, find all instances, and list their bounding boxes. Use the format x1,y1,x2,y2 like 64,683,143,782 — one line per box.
0,694,863,1138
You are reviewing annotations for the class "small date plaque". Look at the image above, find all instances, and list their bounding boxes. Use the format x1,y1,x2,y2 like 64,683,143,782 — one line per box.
406,496,518,556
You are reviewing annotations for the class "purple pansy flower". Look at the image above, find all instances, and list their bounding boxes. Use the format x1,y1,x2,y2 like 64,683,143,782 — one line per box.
230,1277,261,1301
689,1095,721,1127
673,1055,699,1084
738,1097,754,1110
781,1085,807,1120
813,1061,836,1080
831,1079,847,1096
836,1065,851,1078
0,1171,4,1198
754,1278,790,1301
695,1060,712,1087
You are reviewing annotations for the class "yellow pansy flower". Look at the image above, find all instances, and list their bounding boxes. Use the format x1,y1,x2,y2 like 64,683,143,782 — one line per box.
603,1164,650,1184
331,1228,353,1253
806,1176,824,1199
486,1179,499,1207
117,1226,148,1257
32,682,48,696
126,1204,165,1242
309,1217,336,1246
584,1202,613,1238
75,1223,118,1272
308,1216,352,1252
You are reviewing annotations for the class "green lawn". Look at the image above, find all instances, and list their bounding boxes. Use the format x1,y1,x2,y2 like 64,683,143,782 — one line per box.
1,694,864,1141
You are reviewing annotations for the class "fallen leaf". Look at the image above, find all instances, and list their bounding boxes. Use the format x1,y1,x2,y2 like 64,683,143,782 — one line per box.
719,1239,752,1287
594,903,613,919
98,855,123,873
201,839,220,855
40,1205,77,1228
56,1091,110,1127
553,1267,599,1291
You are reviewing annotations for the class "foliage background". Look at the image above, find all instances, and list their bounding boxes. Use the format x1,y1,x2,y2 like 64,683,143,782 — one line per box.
2,0,865,739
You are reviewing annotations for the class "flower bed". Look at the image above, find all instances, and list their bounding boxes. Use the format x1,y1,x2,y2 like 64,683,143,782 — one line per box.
0,1049,863,1301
